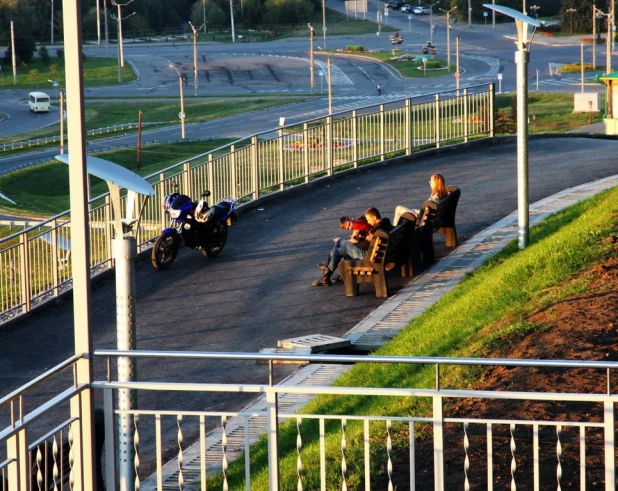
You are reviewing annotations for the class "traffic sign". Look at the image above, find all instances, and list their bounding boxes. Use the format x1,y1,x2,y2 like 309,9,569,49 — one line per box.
322,26,327,31
178,111,185,120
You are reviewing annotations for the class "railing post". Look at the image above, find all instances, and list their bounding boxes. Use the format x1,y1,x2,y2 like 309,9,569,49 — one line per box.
489,83,495,138
19,233,30,314
327,115,334,175
463,88,469,143
206,153,215,198
379,104,385,161
405,98,412,156
230,145,237,199
303,123,310,182
604,400,616,491
51,219,60,298
6,428,29,491
104,388,118,491
352,110,358,167
433,395,445,491
158,175,166,232
105,194,114,267
278,129,285,191
434,94,441,149
251,136,259,200
182,162,191,197
266,389,280,490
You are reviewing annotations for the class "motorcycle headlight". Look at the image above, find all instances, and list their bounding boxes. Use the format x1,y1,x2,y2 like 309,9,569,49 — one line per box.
169,208,181,219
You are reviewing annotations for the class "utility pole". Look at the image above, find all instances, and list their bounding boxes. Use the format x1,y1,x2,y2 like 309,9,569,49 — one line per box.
468,0,472,27
51,0,55,45
111,0,136,82
203,0,207,33
456,36,460,94
593,5,597,70
308,24,315,93
327,57,333,115
230,0,236,42
322,0,327,48
440,6,457,72
10,21,17,85
170,64,186,139
96,0,101,46
189,21,199,96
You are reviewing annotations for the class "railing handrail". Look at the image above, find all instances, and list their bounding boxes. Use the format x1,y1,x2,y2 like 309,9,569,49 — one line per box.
94,348,618,371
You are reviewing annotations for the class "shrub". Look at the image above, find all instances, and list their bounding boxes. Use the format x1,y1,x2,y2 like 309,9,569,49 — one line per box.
56,48,64,60
426,60,440,69
345,45,364,52
39,46,50,65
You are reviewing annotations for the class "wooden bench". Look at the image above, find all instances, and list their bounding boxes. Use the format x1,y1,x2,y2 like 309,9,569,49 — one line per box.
337,219,416,298
419,186,461,264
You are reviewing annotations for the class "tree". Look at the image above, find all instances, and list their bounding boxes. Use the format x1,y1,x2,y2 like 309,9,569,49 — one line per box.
39,46,51,65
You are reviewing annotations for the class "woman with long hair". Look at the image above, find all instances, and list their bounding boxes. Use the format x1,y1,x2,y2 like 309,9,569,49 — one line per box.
393,173,448,225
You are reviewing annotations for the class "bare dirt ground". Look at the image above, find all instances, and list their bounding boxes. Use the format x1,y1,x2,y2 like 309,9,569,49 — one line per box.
385,242,618,490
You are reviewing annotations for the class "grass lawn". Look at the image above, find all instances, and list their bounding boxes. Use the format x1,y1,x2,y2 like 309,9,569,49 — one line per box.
0,57,135,91
326,49,452,78
495,93,603,133
0,97,304,149
211,185,618,489
0,140,233,217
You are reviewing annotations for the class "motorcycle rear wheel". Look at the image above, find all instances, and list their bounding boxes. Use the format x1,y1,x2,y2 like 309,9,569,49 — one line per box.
204,222,228,257
152,232,179,270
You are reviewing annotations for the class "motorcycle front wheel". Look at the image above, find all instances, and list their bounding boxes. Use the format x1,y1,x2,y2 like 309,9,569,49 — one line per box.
152,232,179,270
204,222,228,257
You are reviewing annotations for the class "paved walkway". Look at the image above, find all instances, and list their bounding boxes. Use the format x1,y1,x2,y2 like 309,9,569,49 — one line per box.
141,171,618,489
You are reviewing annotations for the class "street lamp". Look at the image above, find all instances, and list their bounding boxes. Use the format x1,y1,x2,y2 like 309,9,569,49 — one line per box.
230,0,236,42
484,3,540,250
188,21,200,95
428,1,439,44
111,0,136,82
529,4,539,19
50,0,55,45
592,6,605,70
308,24,315,93
440,6,457,72
566,8,576,35
49,79,64,154
169,63,186,139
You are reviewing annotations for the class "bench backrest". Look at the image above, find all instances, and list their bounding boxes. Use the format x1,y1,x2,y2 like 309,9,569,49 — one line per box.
365,220,413,267
419,185,460,232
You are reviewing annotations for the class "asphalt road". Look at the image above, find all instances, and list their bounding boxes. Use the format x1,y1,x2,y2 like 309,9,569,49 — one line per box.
1,136,617,473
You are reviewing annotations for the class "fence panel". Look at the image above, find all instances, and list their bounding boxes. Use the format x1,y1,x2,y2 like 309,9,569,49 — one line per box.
0,85,495,324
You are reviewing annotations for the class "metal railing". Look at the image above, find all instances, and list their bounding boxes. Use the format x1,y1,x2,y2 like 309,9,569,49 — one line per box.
0,84,495,325
0,122,163,153
1,351,616,490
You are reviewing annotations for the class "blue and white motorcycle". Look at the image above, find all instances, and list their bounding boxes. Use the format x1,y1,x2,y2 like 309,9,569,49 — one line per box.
152,189,238,270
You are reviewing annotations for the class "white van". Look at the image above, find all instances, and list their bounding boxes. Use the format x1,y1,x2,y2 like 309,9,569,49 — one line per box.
28,91,51,113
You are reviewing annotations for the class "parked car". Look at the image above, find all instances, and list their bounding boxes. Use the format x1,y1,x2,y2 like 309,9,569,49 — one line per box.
412,5,431,14
387,2,405,10
400,4,414,12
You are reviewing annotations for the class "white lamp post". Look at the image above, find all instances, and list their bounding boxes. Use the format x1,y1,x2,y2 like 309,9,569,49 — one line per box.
428,1,439,44
169,64,186,139
484,4,540,249
440,6,457,71
189,21,199,95
50,0,55,45
111,0,136,82
55,155,154,491
308,24,315,92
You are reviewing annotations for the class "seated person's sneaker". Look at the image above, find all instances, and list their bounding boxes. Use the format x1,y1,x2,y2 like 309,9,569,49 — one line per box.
331,275,344,283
